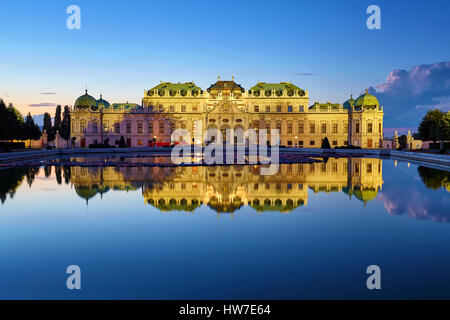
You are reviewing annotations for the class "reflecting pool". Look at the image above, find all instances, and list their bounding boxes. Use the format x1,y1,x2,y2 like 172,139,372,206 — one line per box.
0,157,449,299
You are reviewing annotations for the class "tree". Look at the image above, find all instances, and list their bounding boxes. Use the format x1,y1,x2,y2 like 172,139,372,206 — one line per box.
321,137,331,149
60,105,71,145
0,99,9,141
43,112,55,141
438,112,450,149
6,103,25,141
24,113,42,147
418,109,444,145
54,105,62,134
398,135,407,149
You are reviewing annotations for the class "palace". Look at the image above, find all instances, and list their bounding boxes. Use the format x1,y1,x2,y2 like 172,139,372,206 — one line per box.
70,78,384,148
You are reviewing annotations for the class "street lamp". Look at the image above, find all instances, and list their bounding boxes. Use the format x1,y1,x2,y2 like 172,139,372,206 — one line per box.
295,136,298,148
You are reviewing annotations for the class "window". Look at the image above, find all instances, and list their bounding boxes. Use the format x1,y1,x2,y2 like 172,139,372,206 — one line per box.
80,121,86,133
288,105,293,112
321,123,327,134
367,163,372,174
137,140,143,146
344,140,348,145
288,140,292,146
310,140,315,146
192,105,198,112
332,162,338,173
158,105,163,113
93,121,98,133
333,140,338,146
137,122,143,134
276,122,282,133
265,106,270,112
254,184,259,190
159,121,165,134
181,105,186,112
169,105,175,112
299,105,304,112
344,122,348,133
114,122,120,134
287,122,293,134
287,183,292,190
298,122,304,134
126,122,132,134
265,123,270,131
103,122,109,133
332,123,338,134
169,122,175,134
379,123,381,133
355,122,360,133
299,140,303,147
276,105,281,112
310,123,315,134
254,105,259,112
148,122,153,134
368,123,373,133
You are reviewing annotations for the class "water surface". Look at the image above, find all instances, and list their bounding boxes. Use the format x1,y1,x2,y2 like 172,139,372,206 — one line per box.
0,157,449,299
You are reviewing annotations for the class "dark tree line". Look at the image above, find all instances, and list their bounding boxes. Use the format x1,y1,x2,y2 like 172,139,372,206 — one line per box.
418,109,450,150
0,99,41,143
43,105,70,142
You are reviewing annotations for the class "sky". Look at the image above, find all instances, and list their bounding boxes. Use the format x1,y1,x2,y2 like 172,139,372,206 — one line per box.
0,0,449,133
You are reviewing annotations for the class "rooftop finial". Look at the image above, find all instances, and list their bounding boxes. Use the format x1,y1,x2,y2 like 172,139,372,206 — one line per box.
365,88,368,94
218,75,220,80
232,75,234,80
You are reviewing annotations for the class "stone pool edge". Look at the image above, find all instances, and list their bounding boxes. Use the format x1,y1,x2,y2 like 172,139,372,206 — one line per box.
0,147,449,169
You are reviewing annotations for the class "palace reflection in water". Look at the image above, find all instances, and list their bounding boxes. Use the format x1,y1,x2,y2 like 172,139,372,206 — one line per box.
69,158,384,213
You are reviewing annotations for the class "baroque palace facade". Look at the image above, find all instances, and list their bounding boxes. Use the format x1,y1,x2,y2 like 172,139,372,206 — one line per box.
70,78,384,148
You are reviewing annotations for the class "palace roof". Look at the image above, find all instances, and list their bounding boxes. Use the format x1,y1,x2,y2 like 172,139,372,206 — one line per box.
147,82,203,96
309,102,341,110
207,80,245,92
249,82,305,97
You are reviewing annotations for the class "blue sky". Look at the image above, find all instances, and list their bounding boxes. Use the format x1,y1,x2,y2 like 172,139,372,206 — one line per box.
0,0,449,132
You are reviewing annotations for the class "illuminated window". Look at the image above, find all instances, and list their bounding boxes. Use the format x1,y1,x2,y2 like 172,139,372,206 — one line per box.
93,121,98,133
103,122,109,133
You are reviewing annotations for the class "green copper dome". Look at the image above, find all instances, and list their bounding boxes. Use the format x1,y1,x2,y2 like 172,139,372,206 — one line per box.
74,90,98,109
96,95,110,109
354,89,379,109
353,188,378,204
343,95,355,110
